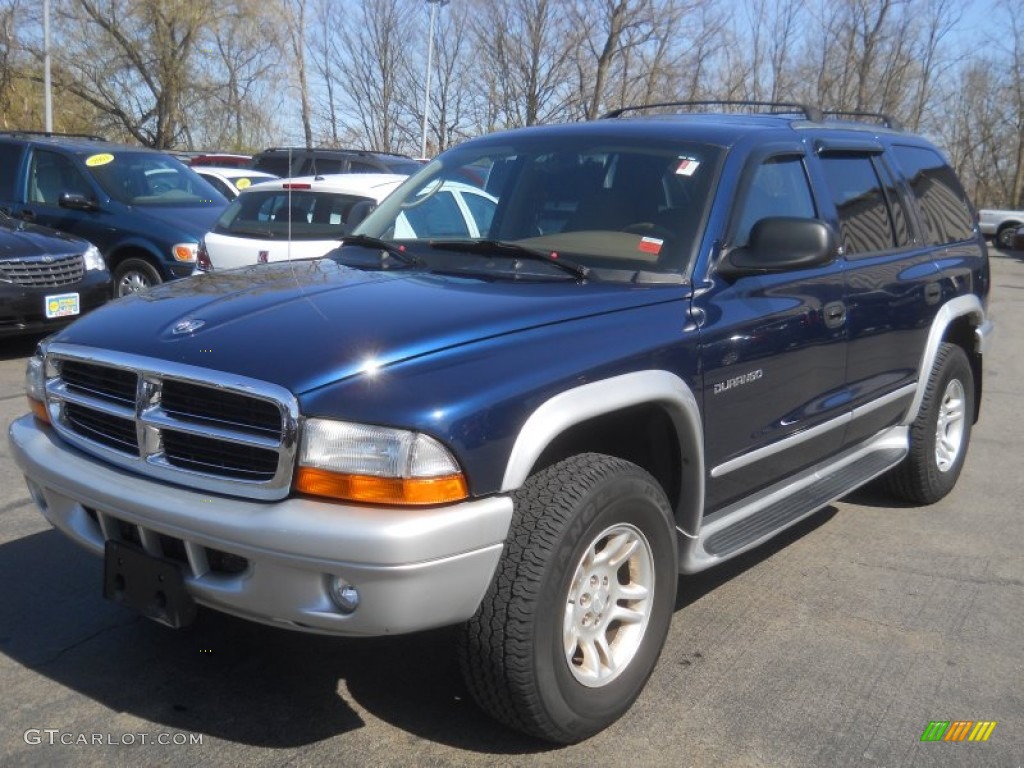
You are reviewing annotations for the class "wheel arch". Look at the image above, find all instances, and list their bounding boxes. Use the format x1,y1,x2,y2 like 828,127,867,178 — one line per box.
105,242,167,279
904,294,990,426
500,370,704,538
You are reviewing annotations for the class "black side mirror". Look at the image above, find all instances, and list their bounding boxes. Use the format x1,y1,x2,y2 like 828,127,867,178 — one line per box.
59,193,99,212
718,217,838,279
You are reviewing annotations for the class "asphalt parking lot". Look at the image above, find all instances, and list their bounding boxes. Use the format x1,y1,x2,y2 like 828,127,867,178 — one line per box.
0,249,1022,767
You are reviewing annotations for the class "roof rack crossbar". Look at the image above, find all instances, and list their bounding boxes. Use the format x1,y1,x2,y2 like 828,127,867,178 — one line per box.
0,130,106,141
600,100,824,122
821,110,903,130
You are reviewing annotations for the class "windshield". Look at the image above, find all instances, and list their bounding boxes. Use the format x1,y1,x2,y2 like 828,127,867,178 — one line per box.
213,189,381,241
356,133,723,277
85,151,226,207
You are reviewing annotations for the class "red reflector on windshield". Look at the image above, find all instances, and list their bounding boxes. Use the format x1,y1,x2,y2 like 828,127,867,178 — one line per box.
282,183,312,190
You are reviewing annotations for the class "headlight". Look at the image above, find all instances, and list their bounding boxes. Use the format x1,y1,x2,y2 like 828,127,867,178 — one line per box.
295,419,468,505
25,348,49,423
172,243,198,263
83,245,107,271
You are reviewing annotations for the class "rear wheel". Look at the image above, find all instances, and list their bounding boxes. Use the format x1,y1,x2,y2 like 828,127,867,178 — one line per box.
114,258,162,297
459,453,678,743
995,224,1019,250
885,343,974,504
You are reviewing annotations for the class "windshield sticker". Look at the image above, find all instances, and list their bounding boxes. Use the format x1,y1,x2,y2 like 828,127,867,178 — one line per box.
675,157,700,176
85,153,115,167
236,178,252,190
638,237,663,255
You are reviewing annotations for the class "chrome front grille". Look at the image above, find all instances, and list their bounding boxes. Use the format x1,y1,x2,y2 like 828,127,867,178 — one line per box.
43,344,300,500
0,253,84,286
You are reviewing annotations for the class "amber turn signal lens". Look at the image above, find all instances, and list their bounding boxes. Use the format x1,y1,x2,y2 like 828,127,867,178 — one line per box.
295,467,469,505
28,397,49,424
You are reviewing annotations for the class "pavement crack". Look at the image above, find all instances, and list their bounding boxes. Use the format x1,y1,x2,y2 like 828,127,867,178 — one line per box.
853,560,1023,588
30,617,142,669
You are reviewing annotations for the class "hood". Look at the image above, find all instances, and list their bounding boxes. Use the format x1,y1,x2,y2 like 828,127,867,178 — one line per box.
51,260,688,395
125,203,226,241
0,218,88,258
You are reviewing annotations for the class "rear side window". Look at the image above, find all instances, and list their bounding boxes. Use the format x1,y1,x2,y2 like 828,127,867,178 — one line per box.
819,153,901,256
252,156,294,176
891,145,973,245
0,142,24,199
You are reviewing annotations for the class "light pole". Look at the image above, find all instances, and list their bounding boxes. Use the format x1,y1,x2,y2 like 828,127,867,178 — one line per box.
43,0,52,132
420,0,449,159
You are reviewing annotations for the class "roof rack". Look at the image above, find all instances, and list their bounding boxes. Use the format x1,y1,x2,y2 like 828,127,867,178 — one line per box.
600,100,824,122
0,129,107,141
821,110,903,130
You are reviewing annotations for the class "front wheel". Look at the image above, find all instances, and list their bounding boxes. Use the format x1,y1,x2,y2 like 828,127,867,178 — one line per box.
458,453,678,743
885,343,975,504
114,258,162,297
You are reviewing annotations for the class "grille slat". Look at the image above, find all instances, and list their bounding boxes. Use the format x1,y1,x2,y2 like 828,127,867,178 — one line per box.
65,403,138,453
0,254,84,286
61,360,138,407
49,351,294,497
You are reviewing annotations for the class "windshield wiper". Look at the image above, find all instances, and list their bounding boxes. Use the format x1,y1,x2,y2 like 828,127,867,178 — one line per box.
428,239,590,280
340,234,422,267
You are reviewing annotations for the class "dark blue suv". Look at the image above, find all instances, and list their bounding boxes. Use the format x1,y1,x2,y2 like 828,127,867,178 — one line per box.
0,132,227,296
9,104,992,744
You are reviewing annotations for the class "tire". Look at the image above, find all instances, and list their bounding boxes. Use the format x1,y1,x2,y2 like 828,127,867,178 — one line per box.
458,453,678,744
885,343,974,504
995,224,1019,250
114,258,162,297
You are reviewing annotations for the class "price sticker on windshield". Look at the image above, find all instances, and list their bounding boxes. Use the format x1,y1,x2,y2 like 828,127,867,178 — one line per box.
85,153,115,167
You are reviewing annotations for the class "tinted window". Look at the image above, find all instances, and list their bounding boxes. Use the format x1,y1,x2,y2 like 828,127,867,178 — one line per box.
820,154,897,256
0,142,24,199
734,156,816,247
349,161,379,173
253,156,293,176
214,190,374,240
891,145,973,245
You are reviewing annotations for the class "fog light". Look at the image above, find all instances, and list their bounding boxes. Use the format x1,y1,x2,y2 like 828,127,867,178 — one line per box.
329,577,360,614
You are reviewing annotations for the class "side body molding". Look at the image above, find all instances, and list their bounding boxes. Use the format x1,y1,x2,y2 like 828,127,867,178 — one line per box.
500,370,705,538
903,294,991,425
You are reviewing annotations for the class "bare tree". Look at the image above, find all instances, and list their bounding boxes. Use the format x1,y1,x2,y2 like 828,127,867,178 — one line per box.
284,0,313,149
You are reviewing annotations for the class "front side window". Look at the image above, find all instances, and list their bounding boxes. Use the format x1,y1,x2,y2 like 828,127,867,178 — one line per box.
356,136,723,278
28,149,93,206
732,155,816,247
819,153,898,256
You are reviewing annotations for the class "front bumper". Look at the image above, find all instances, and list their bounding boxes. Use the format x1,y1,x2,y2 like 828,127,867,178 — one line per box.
8,415,513,636
0,272,111,337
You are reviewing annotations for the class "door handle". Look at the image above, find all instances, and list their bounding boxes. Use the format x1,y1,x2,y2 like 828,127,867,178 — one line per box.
924,282,942,305
823,301,847,329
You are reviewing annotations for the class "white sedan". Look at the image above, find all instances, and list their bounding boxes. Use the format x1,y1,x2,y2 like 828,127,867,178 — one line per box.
198,173,497,271
191,166,278,200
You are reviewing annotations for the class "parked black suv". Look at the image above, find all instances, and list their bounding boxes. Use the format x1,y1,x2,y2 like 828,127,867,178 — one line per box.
0,132,228,296
250,146,423,177
10,103,992,744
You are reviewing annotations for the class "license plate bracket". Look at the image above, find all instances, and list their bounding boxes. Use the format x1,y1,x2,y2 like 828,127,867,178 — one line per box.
103,540,197,628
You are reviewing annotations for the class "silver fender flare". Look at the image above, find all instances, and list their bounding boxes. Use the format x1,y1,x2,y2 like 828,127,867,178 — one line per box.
500,370,705,538
903,294,990,425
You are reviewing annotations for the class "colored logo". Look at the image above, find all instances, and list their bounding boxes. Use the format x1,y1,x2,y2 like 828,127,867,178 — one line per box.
920,720,996,742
